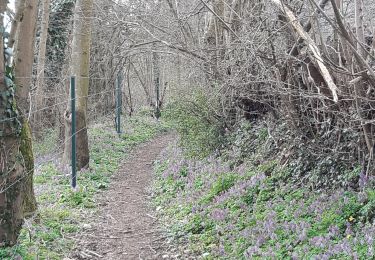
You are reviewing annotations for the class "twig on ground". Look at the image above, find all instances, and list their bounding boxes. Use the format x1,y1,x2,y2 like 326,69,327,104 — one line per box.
84,249,103,258
146,213,157,219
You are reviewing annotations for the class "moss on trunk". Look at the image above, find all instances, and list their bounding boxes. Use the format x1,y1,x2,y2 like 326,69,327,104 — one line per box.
0,137,24,246
19,120,37,217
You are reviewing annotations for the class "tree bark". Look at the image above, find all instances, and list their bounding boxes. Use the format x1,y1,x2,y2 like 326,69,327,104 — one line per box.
13,0,38,218
63,0,93,171
35,0,51,129
126,62,133,116
355,0,365,57
354,0,373,154
130,61,152,105
0,0,34,246
14,0,38,114
153,48,161,119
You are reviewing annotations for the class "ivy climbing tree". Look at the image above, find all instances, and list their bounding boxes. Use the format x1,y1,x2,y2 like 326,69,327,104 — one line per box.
0,1,21,246
63,0,94,171
0,0,38,245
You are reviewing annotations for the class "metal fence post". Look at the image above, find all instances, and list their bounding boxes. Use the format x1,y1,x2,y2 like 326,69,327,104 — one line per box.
71,76,77,189
116,74,122,134
155,77,160,119
153,49,161,120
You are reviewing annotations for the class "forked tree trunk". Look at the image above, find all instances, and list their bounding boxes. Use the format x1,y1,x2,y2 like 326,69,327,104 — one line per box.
63,0,93,171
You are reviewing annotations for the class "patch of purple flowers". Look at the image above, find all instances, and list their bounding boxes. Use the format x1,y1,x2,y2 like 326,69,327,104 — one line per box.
154,143,375,259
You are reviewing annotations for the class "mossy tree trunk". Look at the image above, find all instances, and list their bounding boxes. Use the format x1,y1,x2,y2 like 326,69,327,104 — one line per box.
13,0,39,217
0,0,34,246
63,0,93,171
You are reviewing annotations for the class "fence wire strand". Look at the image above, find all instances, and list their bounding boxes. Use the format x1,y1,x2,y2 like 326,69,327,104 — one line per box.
0,88,116,124
0,103,124,194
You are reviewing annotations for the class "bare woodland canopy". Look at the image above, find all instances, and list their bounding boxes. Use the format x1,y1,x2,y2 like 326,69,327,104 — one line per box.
1,0,375,247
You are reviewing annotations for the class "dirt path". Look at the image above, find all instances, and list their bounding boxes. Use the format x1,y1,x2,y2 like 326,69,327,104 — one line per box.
71,133,177,260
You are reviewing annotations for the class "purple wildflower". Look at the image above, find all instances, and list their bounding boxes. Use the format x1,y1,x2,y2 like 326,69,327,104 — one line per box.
211,208,228,221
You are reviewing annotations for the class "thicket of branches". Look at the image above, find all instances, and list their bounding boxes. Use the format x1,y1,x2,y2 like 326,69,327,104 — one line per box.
114,0,375,184
35,0,375,182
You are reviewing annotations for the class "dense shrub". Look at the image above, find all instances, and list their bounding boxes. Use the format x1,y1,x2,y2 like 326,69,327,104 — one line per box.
163,90,224,158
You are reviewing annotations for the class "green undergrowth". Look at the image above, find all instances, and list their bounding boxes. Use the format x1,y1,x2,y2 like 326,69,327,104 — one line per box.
0,116,170,259
155,89,375,259
33,128,60,157
152,130,375,259
163,91,224,159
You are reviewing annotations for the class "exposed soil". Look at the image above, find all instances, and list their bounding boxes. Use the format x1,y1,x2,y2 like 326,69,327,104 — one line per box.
70,133,178,260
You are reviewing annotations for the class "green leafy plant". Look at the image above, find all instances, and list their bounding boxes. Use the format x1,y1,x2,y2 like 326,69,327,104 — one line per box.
163,91,224,158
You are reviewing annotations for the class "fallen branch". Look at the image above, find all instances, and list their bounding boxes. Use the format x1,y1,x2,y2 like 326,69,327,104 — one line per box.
289,0,330,56
271,0,339,102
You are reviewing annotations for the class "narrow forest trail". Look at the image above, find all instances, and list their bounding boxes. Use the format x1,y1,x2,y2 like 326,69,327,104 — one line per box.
71,133,177,260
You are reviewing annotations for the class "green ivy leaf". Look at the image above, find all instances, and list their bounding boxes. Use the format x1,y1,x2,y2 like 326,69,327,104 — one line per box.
5,76,13,88
6,66,14,79
6,109,12,117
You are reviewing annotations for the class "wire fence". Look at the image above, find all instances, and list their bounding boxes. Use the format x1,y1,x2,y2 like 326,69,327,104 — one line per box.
0,103,123,194
0,88,115,124
0,76,124,194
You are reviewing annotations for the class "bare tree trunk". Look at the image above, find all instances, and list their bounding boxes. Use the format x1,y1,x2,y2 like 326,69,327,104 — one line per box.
355,0,365,57
13,0,38,217
63,0,93,171
14,0,38,114
130,61,152,105
148,52,153,106
204,0,225,80
354,0,373,159
34,0,51,130
153,48,161,119
126,62,134,116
